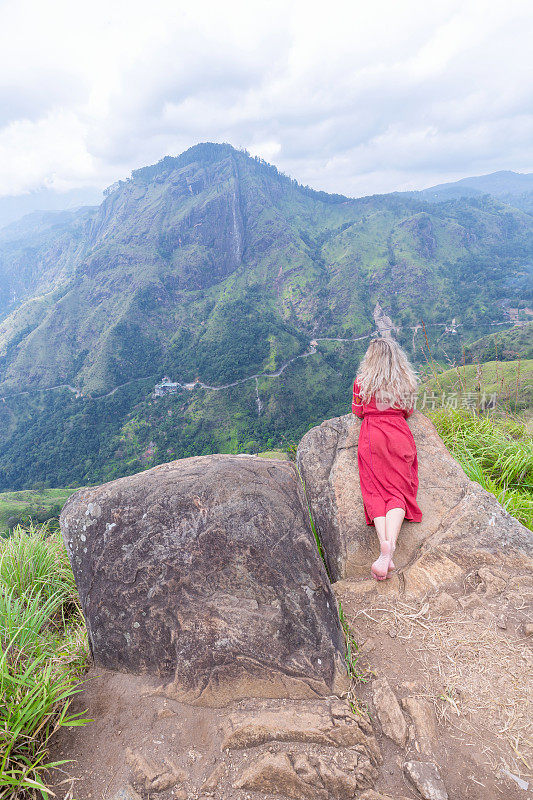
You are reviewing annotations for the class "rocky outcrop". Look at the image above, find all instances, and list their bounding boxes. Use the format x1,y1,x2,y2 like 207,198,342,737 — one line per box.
222,700,381,763
297,412,532,581
371,677,408,747
233,749,376,799
54,410,533,800
60,454,348,705
404,760,448,800
228,698,381,799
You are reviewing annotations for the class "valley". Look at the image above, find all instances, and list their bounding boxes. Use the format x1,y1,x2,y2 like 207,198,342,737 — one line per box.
0,143,531,489
2,10,532,800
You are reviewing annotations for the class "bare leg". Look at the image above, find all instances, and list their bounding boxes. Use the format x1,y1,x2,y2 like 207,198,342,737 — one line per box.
371,516,392,581
371,509,405,580
373,516,387,546
385,507,405,562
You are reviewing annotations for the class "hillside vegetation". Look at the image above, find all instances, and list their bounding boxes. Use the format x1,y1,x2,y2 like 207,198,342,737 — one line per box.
464,321,533,363
429,407,532,529
0,143,531,488
0,488,76,536
421,358,533,414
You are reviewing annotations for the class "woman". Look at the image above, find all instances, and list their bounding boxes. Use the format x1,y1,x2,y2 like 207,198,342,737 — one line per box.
352,336,422,581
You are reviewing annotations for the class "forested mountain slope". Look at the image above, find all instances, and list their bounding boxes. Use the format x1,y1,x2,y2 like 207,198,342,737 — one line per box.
465,321,533,362
0,143,531,488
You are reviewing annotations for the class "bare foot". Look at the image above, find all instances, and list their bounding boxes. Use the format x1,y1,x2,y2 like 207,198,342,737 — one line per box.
371,541,392,581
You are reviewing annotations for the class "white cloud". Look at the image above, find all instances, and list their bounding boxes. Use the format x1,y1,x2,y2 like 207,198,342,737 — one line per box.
0,0,531,199
0,111,96,192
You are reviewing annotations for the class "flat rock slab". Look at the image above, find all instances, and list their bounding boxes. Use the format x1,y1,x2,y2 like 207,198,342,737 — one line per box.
222,699,381,765
233,749,377,799
297,412,532,581
404,760,449,800
372,677,408,747
110,789,143,800
61,454,348,705
401,696,437,755
113,783,187,800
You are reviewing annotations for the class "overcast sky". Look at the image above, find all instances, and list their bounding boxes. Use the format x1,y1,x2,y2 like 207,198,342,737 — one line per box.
1,0,532,203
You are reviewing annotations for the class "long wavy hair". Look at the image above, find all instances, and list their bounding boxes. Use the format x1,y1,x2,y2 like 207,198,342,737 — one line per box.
356,336,418,410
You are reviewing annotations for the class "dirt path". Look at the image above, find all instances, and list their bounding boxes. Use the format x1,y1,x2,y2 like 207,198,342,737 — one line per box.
47,565,532,800
333,565,533,800
48,678,380,800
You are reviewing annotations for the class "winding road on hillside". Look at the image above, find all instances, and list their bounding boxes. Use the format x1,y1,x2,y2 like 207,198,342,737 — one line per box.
0,319,519,405
157,320,475,395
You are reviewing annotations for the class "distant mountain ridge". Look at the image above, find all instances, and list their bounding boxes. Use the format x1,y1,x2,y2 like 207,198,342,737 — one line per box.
1,143,531,394
404,170,533,213
0,186,103,231
0,143,531,489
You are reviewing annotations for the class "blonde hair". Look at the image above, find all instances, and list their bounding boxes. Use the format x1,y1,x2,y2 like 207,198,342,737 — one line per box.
356,336,418,410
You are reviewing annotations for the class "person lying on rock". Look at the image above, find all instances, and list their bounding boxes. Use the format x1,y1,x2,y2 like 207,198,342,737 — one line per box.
352,336,422,580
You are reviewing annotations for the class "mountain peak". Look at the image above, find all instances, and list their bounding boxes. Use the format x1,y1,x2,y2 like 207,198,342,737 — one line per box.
0,148,531,489
129,142,241,185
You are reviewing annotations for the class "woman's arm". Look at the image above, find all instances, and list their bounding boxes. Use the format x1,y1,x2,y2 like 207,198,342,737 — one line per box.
352,380,364,418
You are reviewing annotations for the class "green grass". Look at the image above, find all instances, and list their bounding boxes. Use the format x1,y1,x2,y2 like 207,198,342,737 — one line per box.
0,523,89,798
337,600,373,684
296,465,329,576
256,450,289,460
429,407,533,530
0,488,77,537
420,358,533,414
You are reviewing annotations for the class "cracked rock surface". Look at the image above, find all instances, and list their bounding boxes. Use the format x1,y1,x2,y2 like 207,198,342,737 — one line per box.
222,699,380,761
297,412,532,581
233,749,376,799
60,454,348,704
54,412,532,800
404,760,449,800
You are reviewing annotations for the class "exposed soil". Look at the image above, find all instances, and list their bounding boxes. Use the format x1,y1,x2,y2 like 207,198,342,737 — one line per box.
333,567,533,799
48,564,532,800
48,676,376,800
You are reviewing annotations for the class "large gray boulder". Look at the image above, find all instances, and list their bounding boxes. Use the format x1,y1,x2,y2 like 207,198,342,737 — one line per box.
60,454,348,706
297,412,532,582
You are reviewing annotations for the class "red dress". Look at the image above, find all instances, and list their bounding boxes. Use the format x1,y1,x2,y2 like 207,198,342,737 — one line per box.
352,380,422,526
